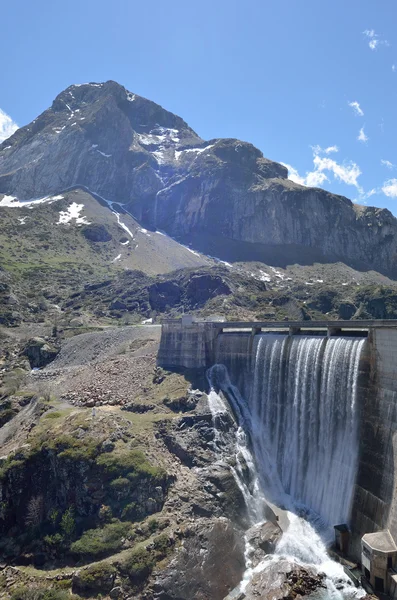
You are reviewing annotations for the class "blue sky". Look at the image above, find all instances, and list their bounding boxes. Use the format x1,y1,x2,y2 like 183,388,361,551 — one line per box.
2,0,397,211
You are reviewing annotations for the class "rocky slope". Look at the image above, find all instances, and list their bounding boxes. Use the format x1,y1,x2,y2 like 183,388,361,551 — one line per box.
0,325,253,599
2,80,397,276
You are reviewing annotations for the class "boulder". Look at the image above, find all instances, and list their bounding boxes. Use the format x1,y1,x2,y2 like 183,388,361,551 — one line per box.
244,559,325,600
245,521,283,567
163,392,201,412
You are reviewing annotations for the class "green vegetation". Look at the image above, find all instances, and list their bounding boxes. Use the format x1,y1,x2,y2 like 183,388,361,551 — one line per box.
40,433,101,460
121,547,156,581
120,533,173,585
73,562,116,594
43,411,62,419
70,520,131,559
96,449,165,481
0,408,169,567
1,368,26,396
11,586,78,600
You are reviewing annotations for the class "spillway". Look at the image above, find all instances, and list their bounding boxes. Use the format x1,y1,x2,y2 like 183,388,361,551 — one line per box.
212,333,366,530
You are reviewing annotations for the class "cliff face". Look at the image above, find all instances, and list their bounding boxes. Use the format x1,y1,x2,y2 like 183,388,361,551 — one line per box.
2,80,397,275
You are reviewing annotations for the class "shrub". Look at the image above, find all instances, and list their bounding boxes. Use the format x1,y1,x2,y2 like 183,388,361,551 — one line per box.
152,533,170,554
70,520,131,559
53,580,71,591
121,547,155,582
121,503,138,521
43,533,63,548
60,507,75,539
147,517,159,533
110,477,130,490
73,562,117,594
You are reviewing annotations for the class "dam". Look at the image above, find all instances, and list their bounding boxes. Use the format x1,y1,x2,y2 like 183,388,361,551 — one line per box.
158,317,397,591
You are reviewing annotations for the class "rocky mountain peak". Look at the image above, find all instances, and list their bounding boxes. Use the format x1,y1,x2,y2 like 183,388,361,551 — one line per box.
1,80,397,276
51,80,199,138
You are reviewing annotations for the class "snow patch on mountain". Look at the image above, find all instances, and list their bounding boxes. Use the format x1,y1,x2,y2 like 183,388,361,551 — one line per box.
174,144,215,160
96,150,112,158
0,194,64,208
57,203,90,225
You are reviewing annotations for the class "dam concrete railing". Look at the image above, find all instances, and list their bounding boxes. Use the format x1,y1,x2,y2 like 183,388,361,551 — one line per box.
157,317,397,370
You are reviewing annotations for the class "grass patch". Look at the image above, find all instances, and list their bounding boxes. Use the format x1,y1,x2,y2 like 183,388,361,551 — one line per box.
11,586,79,600
96,449,165,480
43,411,63,420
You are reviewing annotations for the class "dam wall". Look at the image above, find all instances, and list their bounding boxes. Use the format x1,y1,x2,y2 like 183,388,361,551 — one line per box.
157,317,219,369
158,318,397,557
351,327,397,557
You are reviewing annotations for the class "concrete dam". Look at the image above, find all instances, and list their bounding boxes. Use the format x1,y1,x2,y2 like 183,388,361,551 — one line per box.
158,318,397,594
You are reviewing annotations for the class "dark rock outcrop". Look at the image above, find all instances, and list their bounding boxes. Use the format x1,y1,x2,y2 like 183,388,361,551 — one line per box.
82,223,112,242
149,517,245,600
2,81,397,275
23,337,59,368
185,274,232,306
149,281,182,312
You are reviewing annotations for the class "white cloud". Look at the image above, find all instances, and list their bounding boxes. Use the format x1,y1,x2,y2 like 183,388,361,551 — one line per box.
382,179,397,197
381,159,395,169
357,127,368,143
282,145,362,192
348,101,364,117
392,64,396,72
0,109,18,144
363,29,389,50
313,155,362,187
312,144,339,155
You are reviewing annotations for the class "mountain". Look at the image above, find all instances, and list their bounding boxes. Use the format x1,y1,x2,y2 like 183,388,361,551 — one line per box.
2,80,397,277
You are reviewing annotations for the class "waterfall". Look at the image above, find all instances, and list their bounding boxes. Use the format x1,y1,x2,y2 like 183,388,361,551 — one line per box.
206,331,366,599
213,332,365,531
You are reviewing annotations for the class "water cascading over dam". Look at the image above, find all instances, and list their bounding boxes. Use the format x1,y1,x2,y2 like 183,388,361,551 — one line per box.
212,332,366,531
